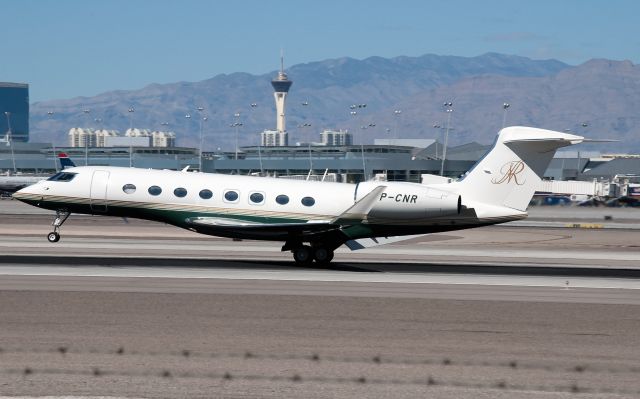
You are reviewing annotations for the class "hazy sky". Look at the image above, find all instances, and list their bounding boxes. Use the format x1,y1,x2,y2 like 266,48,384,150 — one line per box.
2,0,638,102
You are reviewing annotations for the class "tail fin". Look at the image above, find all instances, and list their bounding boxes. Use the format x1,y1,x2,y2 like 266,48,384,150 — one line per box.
454,126,583,212
58,152,76,169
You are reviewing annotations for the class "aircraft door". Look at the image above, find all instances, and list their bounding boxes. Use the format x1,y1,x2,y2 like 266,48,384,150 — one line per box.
90,170,110,212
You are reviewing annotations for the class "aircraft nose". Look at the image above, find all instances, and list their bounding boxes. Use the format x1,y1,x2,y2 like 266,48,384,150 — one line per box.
12,183,45,203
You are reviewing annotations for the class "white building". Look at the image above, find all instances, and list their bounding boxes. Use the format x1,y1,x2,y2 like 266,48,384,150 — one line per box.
94,129,119,147
261,129,288,147
70,127,175,148
320,129,352,146
68,128,96,147
151,130,176,147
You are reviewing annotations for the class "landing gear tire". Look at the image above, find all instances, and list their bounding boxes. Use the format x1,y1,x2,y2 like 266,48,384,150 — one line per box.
47,232,60,243
293,245,313,265
47,209,70,244
313,247,334,265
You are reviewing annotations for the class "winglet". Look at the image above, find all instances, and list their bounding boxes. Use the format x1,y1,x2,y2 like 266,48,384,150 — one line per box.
332,185,386,225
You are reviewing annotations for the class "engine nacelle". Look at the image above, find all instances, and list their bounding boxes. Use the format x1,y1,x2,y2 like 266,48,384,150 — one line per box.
357,182,461,222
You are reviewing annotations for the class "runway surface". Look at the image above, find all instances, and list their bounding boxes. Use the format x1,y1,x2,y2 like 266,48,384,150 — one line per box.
1,201,640,398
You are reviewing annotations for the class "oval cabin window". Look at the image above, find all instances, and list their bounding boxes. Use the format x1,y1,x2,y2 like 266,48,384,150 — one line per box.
224,190,239,202
276,194,289,205
199,189,213,200
174,187,188,198
122,184,136,194
148,186,162,196
249,192,264,204
301,196,316,207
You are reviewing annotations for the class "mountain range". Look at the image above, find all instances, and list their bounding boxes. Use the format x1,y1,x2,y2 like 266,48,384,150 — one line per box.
29,52,640,153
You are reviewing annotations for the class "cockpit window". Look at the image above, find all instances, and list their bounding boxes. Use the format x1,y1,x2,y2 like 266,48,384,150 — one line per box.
47,172,77,182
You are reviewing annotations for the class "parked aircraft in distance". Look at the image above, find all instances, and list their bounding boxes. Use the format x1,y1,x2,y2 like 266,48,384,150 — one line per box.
14,127,585,265
1,153,75,195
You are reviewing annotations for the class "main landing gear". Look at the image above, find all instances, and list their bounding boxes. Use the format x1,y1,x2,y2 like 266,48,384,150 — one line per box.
290,245,335,266
47,209,70,243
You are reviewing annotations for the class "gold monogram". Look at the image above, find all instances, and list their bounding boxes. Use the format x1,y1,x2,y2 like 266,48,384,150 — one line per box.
491,160,526,185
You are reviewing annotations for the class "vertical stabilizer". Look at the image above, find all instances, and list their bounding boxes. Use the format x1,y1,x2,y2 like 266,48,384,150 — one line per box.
453,126,583,211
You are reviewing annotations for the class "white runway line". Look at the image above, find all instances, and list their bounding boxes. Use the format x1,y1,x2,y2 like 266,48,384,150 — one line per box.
1,264,639,290
2,236,639,262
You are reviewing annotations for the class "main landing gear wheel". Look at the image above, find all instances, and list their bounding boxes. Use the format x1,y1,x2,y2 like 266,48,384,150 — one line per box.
313,247,334,265
47,232,60,243
293,245,313,265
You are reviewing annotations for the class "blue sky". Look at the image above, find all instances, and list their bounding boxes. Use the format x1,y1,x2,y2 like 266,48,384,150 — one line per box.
2,0,638,102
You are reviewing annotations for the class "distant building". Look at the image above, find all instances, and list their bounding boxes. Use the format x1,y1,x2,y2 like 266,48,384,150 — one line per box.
150,130,176,147
261,129,288,147
69,127,175,148
320,129,352,146
94,129,119,147
68,128,96,147
0,82,29,142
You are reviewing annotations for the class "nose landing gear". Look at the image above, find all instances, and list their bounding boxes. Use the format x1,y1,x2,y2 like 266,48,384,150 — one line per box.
47,209,70,243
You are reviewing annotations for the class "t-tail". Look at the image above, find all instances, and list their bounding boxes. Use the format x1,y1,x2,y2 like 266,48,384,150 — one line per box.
450,126,584,212
58,153,76,169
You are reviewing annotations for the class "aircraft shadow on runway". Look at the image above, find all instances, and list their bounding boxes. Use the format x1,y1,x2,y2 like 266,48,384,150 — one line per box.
3,255,640,278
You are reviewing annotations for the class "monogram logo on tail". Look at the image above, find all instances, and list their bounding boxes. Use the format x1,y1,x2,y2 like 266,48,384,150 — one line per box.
491,160,526,185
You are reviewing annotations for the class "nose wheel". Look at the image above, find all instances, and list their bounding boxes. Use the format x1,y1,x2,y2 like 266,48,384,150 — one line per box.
47,232,60,243
47,209,70,243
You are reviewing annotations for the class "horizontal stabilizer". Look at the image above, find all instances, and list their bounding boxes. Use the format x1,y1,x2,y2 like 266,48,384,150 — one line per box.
346,234,426,250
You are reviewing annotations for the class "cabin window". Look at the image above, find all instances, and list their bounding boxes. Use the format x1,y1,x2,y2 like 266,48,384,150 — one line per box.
174,187,188,198
199,189,213,200
47,172,76,182
249,192,265,205
122,184,136,194
224,190,239,202
148,185,162,196
276,194,289,205
301,196,316,207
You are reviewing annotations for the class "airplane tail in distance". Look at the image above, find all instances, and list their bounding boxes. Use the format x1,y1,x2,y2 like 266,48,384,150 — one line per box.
453,126,584,212
58,153,76,169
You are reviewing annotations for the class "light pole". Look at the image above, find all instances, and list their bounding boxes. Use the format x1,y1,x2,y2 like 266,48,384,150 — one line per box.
349,104,368,181
4,112,16,173
199,116,208,172
433,123,441,159
440,102,453,176
298,123,313,176
46,111,58,172
248,103,263,175
127,107,135,167
393,109,402,140
196,107,205,172
502,103,510,129
83,108,91,166
577,122,588,179
232,112,241,160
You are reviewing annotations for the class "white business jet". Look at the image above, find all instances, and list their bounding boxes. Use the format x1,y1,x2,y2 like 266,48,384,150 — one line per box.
13,127,584,265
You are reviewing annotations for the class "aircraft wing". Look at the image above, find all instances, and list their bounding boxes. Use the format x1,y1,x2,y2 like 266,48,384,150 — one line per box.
183,185,388,241
184,216,341,240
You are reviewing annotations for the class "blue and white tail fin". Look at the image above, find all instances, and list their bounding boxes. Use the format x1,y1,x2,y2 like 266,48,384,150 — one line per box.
58,153,76,169
451,126,584,212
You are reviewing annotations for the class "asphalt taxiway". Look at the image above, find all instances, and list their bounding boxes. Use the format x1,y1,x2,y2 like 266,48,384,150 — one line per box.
1,200,640,398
